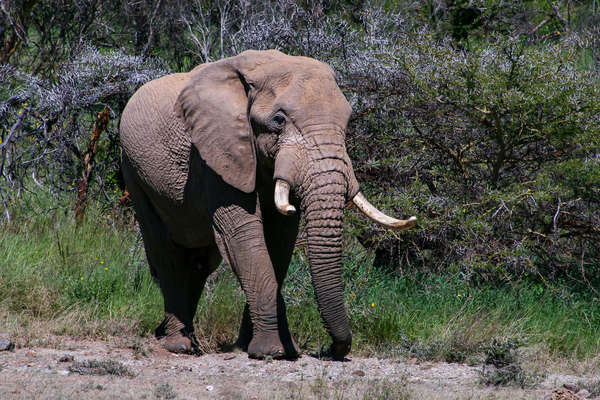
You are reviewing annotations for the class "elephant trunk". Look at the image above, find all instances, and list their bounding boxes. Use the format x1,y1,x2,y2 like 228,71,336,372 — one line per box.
272,125,416,360
274,138,416,229
274,128,353,358
303,170,351,359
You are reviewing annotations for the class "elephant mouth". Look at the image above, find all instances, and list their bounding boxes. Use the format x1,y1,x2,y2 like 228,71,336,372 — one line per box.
274,178,416,230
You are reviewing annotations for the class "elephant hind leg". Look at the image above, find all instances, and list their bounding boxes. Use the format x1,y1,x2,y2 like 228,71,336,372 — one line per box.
153,245,221,354
123,159,220,354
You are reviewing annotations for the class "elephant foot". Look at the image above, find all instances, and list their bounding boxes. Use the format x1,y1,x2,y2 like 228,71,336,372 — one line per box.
247,331,300,360
247,331,290,360
282,334,300,359
155,315,199,354
160,333,197,354
329,340,351,361
233,334,251,352
235,330,298,358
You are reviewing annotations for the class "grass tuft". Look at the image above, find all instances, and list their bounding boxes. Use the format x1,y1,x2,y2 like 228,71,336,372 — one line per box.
577,378,600,398
478,337,540,387
362,377,412,400
69,359,135,377
154,383,177,399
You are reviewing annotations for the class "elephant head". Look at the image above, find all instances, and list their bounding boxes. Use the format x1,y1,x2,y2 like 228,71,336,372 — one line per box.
175,50,416,359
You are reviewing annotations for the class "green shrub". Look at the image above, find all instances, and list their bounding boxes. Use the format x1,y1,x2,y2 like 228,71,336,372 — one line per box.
347,33,600,290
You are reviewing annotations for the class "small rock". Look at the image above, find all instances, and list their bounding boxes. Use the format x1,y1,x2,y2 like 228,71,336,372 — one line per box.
26,351,36,357
563,384,579,392
224,355,236,360
59,355,74,363
0,338,14,351
352,370,365,377
57,370,70,376
206,385,214,391
576,389,590,398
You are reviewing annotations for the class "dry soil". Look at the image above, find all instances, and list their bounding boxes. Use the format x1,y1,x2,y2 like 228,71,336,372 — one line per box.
0,336,598,399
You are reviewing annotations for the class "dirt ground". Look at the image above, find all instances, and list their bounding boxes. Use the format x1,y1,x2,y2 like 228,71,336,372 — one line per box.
0,336,598,400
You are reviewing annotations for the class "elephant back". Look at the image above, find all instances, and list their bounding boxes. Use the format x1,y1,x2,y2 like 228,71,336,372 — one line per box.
120,73,193,203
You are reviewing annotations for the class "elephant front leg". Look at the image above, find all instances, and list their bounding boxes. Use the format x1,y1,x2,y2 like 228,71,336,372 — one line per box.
231,199,301,358
235,291,298,358
211,206,286,359
262,203,301,358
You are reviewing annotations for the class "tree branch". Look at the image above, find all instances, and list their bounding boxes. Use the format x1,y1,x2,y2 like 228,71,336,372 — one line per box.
546,0,568,32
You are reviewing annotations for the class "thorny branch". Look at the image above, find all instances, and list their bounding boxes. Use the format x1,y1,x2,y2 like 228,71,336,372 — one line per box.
75,106,110,225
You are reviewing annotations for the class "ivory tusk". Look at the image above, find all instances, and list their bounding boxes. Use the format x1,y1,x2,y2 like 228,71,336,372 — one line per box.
274,179,296,216
352,192,417,231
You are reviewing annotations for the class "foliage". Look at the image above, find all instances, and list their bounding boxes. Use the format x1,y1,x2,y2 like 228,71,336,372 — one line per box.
0,47,166,221
349,30,600,288
1,195,599,360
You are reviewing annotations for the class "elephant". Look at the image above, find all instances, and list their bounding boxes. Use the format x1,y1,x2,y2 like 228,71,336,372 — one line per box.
119,49,416,361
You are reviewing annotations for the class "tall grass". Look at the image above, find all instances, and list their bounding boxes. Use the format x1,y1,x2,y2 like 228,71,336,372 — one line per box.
0,192,161,341
1,191,598,363
285,252,600,361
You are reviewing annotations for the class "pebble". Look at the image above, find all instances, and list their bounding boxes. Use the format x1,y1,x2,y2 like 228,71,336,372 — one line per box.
58,355,74,363
0,338,14,351
563,384,579,392
352,370,366,377
576,389,590,398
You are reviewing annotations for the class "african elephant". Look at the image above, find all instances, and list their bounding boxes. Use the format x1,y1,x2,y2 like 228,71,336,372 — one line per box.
119,50,416,361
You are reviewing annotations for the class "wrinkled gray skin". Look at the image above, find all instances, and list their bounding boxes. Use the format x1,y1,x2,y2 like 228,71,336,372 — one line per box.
120,50,362,360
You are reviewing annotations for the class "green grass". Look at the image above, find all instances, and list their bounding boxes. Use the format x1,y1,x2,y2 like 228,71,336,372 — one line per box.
0,192,162,340
283,252,600,361
1,191,599,364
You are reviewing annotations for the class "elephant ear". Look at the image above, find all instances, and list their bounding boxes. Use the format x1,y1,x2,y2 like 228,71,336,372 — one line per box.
175,59,256,193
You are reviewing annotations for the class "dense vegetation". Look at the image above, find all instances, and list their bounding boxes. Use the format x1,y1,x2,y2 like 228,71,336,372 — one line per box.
2,193,598,364
1,0,599,361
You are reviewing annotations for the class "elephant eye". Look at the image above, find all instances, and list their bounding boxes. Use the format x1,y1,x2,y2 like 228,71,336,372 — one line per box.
272,114,286,126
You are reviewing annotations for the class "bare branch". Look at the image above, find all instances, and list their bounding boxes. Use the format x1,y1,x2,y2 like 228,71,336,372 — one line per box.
546,0,569,32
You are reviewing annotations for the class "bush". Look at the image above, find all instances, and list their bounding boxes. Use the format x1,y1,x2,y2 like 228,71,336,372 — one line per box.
0,47,166,221
348,33,600,286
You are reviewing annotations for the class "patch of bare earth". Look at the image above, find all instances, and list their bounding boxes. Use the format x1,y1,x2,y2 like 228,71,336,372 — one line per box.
0,336,598,399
